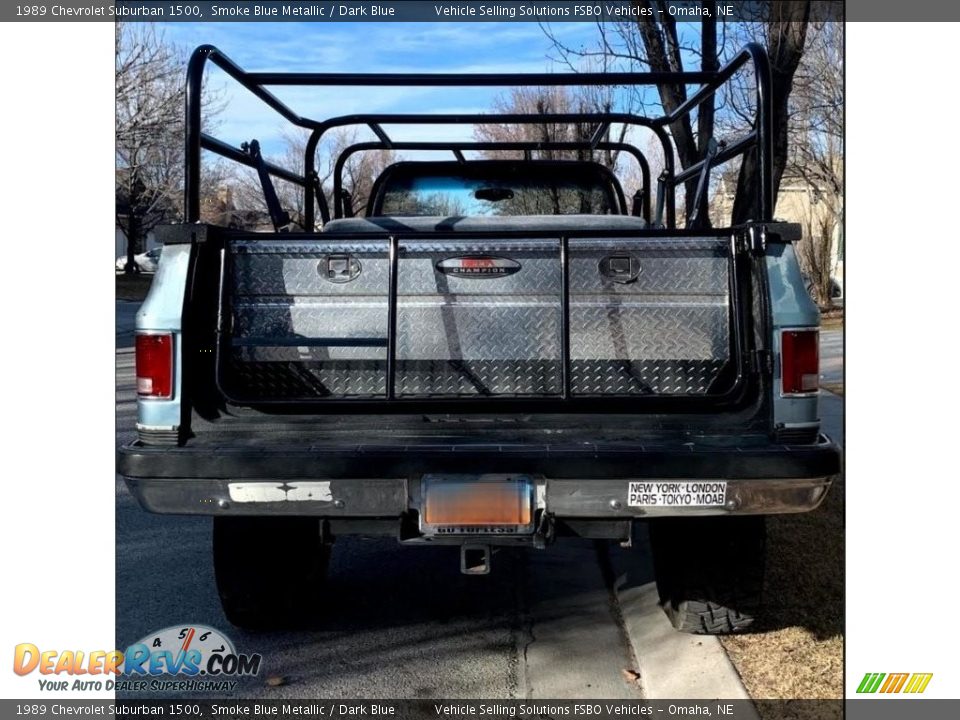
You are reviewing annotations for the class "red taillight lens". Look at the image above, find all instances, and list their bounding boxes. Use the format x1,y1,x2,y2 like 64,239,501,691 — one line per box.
781,329,819,395
136,333,173,399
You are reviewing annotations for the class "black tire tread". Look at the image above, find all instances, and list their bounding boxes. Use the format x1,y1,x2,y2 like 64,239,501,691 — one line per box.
650,516,765,635
213,516,330,630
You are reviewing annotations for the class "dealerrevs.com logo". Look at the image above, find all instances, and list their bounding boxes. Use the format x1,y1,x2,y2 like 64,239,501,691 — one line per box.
13,624,261,693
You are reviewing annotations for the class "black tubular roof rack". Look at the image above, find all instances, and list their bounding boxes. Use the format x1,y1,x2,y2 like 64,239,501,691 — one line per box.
185,43,772,230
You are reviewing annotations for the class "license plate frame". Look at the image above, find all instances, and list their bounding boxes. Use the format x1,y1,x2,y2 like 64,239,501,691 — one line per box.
419,474,536,536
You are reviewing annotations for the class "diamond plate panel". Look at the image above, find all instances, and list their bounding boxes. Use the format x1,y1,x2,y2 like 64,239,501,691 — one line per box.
569,239,729,295
235,346,385,362
398,240,560,296
222,358,726,399
396,298,560,361
234,299,387,335
223,235,734,400
570,301,729,362
570,359,727,395
224,360,387,398
232,241,390,297
568,237,727,252
397,360,560,396
233,240,391,255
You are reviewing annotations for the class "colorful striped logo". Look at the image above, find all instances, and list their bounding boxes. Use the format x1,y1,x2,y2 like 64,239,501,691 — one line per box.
856,672,933,694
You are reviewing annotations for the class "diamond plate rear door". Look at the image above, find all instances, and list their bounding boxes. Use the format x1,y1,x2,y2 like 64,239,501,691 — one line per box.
568,237,732,396
221,233,734,402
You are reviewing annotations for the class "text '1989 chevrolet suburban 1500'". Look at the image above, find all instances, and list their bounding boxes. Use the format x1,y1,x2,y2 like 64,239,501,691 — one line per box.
118,43,841,632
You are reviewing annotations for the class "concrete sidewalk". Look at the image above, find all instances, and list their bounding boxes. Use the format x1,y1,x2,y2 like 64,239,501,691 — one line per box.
820,388,844,447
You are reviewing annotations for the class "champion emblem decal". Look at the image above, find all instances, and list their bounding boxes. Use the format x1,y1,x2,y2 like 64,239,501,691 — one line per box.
436,256,521,278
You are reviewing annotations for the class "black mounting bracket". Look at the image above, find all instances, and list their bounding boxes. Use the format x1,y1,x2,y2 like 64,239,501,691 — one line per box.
241,139,291,233
734,222,802,256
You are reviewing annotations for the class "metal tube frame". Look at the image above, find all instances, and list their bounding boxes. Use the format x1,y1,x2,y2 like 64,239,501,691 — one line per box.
331,140,650,222
183,42,773,411
302,113,675,230
185,42,773,227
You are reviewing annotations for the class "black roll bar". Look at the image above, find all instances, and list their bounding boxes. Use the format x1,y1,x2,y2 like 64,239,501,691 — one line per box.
184,42,773,228
201,135,307,189
302,113,674,229
331,140,651,222
656,44,773,222
185,45,320,222
241,70,719,87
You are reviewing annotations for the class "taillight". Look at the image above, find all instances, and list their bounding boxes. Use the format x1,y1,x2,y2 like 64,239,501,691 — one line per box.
136,333,173,399
780,329,819,395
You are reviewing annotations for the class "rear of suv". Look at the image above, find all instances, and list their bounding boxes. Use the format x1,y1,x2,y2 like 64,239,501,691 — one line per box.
118,43,841,632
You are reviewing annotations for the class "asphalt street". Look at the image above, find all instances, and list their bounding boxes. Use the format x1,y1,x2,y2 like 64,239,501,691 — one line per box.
820,329,843,385
115,300,843,702
117,335,643,699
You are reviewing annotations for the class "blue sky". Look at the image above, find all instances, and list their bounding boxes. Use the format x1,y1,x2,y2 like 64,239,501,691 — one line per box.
162,21,613,157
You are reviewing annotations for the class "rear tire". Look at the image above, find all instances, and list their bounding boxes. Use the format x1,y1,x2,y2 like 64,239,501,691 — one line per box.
649,516,765,634
213,517,330,630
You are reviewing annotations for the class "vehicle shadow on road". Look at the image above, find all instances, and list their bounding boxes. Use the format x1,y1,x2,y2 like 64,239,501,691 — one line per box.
115,502,637,698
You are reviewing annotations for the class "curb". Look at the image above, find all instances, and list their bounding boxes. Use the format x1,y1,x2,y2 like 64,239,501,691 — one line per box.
608,536,759,712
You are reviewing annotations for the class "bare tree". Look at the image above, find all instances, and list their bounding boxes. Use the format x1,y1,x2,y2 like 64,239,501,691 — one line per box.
788,22,843,306
632,0,717,218
223,127,397,230
115,23,183,272
544,2,719,220
730,1,812,224
325,129,397,218
115,23,222,271
475,86,623,165
543,1,816,227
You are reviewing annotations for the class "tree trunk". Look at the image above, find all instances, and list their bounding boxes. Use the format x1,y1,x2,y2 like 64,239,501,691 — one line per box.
633,1,717,222
732,0,811,223
696,4,717,227
124,212,141,275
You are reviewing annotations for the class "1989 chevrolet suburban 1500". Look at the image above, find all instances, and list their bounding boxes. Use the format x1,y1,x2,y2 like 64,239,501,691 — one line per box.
118,43,841,632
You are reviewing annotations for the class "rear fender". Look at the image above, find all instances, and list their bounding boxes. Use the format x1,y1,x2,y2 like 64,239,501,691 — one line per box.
135,244,191,438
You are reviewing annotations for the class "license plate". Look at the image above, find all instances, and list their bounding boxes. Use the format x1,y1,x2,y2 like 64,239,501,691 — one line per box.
627,481,727,508
420,474,535,535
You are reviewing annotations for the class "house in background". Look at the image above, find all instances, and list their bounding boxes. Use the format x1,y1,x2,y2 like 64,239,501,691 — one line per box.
712,173,843,304
774,180,843,302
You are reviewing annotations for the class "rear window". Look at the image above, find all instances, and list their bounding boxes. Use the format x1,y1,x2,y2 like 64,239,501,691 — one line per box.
375,163,618,216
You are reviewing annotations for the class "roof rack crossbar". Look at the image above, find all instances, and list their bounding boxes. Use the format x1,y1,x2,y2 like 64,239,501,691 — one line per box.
242,71,720,87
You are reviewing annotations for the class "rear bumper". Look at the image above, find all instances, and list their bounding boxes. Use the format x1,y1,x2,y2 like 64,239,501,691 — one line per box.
118,435,841,519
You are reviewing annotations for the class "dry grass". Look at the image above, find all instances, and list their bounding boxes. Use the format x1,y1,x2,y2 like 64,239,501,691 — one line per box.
820,316,843,332
720,472,844,715
116,273,154,302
